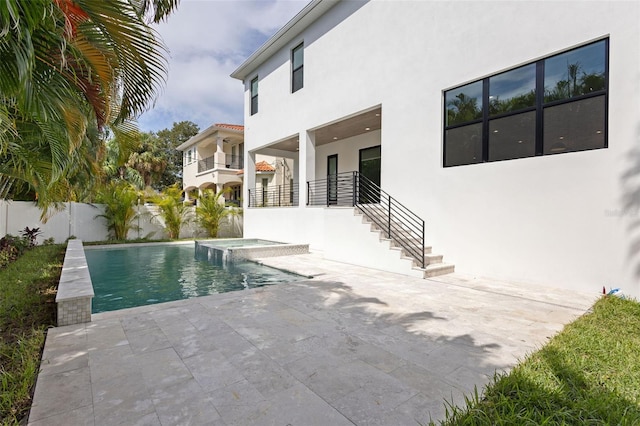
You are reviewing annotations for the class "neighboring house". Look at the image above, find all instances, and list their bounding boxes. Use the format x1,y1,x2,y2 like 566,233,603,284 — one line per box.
231,0,640,297
178,123,292,206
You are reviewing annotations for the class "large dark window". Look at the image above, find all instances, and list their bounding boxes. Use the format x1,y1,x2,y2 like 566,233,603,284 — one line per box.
292,43,304,93
250,77,258,115
444,39,608,167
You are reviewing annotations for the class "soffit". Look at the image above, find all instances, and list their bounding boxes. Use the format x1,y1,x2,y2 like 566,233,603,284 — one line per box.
314,107,381,146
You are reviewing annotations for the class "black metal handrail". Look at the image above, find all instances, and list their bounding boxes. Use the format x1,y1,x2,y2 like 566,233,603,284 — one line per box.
248,183,299,207
198,154,244,173
307,171,426,268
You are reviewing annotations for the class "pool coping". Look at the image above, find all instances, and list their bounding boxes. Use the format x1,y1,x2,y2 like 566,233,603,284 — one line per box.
55,239,94,326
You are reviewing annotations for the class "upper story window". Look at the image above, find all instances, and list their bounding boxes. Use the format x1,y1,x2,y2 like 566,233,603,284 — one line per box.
187,149,193,164
292,42,304,93
444,38,608,167
250,77,258,115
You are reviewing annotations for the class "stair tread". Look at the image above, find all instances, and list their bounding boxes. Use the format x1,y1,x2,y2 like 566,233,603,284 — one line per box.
354,206,454,278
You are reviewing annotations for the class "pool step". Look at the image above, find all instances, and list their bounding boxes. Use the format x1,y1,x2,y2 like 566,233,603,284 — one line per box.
354,208,454,279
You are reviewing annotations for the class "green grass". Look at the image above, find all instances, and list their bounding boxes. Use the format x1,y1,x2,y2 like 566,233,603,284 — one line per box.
0,245,64,425
435,296,640,425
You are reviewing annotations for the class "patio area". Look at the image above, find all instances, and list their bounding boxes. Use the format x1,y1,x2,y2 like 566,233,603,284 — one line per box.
28,253,596,425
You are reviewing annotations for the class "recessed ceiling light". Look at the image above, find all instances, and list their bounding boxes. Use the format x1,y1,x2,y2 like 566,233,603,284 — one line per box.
493,130,499,133
559,136,564,140
333,137,338,140
365,127,370,131
375,113,380,117
596,130,602,134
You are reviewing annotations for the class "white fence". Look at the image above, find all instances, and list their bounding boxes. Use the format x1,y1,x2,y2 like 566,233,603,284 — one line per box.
0,200,242,243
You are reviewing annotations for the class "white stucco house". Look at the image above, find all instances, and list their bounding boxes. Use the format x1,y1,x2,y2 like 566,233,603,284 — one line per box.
177,123,293,207
231,0,640,297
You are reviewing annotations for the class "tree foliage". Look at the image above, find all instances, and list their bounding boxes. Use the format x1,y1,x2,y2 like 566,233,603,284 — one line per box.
195,189,240,238
153,121,199,188
95,181,140,240
151,184,192,239
0,0,180,211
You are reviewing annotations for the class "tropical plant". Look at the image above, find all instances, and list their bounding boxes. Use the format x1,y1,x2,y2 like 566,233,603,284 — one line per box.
195,189,240,238
0,234,29,268
151,184,192,239
0,0,179,211
95,181,140,240
21,226,42,247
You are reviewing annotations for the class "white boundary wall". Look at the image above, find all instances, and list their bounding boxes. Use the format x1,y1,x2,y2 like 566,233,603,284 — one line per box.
0,200,242,243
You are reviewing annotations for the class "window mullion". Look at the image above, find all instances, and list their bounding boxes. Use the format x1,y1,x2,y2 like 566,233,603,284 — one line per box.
482,78,490,162
535,61,544,156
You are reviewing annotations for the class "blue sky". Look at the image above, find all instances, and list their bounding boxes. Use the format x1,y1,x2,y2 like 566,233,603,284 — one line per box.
137,0,307,133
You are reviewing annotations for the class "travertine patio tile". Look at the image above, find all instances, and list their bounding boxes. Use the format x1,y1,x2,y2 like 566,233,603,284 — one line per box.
229,349,299,397
208,379,269,425
136,347,193,389
92,372,156,426
30,253,597,425
150,378,224,426
29,366,92,421
256,383,353,426
88,345,137,382
86,319,128,350
183,349,245,392
38,346,89,376
27,405,94,426
332,370,418,424
125,328,172,354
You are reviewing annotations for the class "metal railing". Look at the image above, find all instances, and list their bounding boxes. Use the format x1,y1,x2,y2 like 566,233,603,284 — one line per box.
248,183,299,207
198,154,244,173
307,171,426,268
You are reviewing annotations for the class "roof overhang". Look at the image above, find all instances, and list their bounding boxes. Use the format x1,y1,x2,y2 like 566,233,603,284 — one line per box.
230,0,339,81
176,124,243,151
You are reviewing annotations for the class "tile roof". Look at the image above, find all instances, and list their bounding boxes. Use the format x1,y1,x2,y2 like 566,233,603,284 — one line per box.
215,123,244,131
255,161,275,172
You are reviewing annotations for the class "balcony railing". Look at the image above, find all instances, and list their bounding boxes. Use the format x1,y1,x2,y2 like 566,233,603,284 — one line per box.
307,171,426,268
197,154,244,173
248,183,299,207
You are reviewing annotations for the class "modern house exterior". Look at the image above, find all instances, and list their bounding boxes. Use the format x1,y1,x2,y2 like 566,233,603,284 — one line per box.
178,123,293,207
231,0,640,297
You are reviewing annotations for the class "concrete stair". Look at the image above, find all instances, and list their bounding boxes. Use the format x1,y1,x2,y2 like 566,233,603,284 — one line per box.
354,208,454,279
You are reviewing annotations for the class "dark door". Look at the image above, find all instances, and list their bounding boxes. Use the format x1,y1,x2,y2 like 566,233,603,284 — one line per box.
327,154,338,205
359,145,381,203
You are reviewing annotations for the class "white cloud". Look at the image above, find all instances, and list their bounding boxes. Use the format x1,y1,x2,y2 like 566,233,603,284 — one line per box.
138,0,307,133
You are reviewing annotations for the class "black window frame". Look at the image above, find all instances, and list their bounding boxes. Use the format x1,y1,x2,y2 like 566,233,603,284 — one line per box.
291,42,304,93
250,76,258,115
443,38,609,167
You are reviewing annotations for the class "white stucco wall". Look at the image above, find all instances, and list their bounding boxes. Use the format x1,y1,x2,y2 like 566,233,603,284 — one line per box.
315,130,381,176
241,1,640,297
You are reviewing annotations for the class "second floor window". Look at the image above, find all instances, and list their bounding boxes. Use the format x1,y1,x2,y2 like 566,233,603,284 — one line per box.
444,38,608,167
292,43,304,93
250,77,258,115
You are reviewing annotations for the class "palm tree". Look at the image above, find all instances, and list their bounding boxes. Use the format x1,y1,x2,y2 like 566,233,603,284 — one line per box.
0,0,178,209
196,189,241,238
95,181,140,240
151,184,192,239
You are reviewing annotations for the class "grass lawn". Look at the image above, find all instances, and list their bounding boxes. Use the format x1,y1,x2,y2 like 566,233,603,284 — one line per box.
435,295,640,425
0,245,64,425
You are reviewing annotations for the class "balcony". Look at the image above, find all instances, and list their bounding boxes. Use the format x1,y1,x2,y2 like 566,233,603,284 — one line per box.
197,154,244,173
248,183,299,207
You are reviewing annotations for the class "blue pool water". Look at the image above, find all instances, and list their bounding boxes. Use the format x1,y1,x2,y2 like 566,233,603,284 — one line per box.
85,243,303,313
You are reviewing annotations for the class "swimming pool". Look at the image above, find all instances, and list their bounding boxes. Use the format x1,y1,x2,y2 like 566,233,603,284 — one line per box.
85,243,305,313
